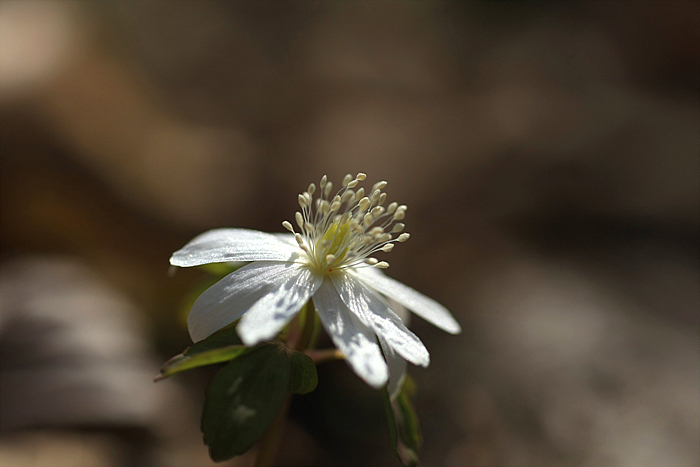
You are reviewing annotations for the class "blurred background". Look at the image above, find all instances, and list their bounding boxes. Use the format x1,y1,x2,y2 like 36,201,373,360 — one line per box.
1,1,698,466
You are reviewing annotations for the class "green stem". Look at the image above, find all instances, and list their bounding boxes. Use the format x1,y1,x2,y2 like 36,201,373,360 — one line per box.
294,300,318,351
305,348,345,364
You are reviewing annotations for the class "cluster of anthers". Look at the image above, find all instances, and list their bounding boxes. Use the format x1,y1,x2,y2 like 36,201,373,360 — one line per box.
282,173,409,275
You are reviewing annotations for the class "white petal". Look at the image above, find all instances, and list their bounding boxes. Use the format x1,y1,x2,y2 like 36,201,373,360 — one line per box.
331,274,429,367
378,336,407,401
388,298,410,326
313,278,388,388
187,261,305,342
354,268,462,334
170,228,302,267
237,267,322,345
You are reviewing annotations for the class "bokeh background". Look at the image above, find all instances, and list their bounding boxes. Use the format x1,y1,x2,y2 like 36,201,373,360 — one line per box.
1,2,698,466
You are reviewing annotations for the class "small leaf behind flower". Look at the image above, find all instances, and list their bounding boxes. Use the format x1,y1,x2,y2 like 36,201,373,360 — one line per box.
383,375,422,467
156,345,248,381
202,344,292,462
289,350,318,394
156,324,244,381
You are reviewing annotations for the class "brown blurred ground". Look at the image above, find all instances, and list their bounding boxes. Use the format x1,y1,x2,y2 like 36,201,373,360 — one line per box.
1,2,698,466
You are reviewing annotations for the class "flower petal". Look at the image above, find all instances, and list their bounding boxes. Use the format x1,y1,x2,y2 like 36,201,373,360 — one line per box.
313,278,388,388
378,336,407,401
331,274,429,367
187,261,305,342
237,268,322,346
170,229,302,267
354,268,462,334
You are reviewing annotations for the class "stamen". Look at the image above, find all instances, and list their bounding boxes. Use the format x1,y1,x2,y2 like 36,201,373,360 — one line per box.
291,173,409,274
358,197,370,211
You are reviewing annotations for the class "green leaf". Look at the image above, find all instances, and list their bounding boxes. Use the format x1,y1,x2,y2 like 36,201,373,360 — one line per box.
289,350,318,395
155,323,244,381
186,321,242,353
156,345,248,381
383,375,422,467
202,344,292,462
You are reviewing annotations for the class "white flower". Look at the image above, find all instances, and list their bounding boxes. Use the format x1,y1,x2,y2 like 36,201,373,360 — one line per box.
170,173,461,396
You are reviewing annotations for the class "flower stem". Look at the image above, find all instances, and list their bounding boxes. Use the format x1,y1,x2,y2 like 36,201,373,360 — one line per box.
305,348,345,364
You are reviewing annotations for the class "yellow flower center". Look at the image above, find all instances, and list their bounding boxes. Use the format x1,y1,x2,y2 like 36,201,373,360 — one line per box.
281,173,411,275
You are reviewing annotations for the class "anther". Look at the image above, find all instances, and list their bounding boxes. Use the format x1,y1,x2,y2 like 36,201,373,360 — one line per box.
295,212,304,229
375,261,390,269
347,180,359,188
372,181,388,191
365,257,378,265
371,206,384,217
391,223,405,233
397,233,410,242
320,175,327,188
356,173,366,181
298,194,307,208
308,183,316,195
295,233,304,246
355,188,365,201
358,197,370,211
341,190,355,203
342,174,353,187
324,181,333,197
363,213,374,227
282,221,294,233
371,189,381,203
393,211,405,221
387,202,398,214
382,243,394,252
